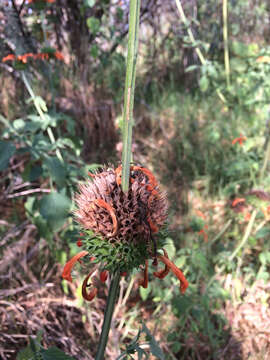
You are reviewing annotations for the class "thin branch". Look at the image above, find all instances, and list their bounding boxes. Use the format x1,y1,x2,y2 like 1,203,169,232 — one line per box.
6,188,51,198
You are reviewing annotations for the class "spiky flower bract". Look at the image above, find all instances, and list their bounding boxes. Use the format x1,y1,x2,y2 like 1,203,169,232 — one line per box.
62,165,189,301
75,165,168,272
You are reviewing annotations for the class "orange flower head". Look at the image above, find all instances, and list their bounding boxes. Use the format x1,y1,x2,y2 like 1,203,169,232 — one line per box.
62,165,188,301
75,165,168,271
232,134,247,146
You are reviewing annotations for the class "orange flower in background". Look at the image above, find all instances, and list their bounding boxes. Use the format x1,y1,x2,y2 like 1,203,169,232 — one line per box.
195,209,206,220
232,198,246,207
35,53,49,60
54,51,64,61
2,54,16,62
232,134,247,146
195,209,208,242
17,53,34,63
244,212,251,222
2,51,64,64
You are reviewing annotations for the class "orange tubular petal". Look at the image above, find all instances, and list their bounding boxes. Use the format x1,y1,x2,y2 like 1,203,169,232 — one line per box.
2,54,16,62
157,255,188,294
138,260,148,289
62,251,88,282
82,271,98,301
153,249,170,279
92,199,118,237
132,166,158,188
100,270,109,283
232,198,245,207
115,165,122,185
54,51,64,60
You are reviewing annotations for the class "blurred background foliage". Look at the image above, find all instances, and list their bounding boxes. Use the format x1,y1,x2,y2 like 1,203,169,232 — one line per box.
1,0,270,359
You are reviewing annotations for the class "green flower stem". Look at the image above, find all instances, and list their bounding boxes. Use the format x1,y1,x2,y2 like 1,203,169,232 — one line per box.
174,0,227,104
121,0,141,192
95,2,141,356
95,271,121,360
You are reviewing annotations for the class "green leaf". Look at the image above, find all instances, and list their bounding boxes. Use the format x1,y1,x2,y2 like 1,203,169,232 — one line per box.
13,119,26,131
33,96,48,113
192,251,208,275
259,252,270,265
24,196,36,214
84,0,95,7
199,75,209,92
185,64,199,73
90,44,99,59
0,141,16,171
139,283,151,301
164,237,176,258
40,347,75,360
31,135,53,158
86,17,100,34
28,114,52,130
142,323,164,360
255,227,270,239
44,157,67,187
40,192,71,231
16,346,35,360
30,165,43,181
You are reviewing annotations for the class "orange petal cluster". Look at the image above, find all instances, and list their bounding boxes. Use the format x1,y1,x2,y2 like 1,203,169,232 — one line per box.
2,51,64,63
232,134,247,146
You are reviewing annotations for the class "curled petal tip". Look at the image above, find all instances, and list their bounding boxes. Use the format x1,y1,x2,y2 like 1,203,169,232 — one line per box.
157,254,189,294
180,280,189,294
139,260,148,289
153,249,169,279
62,251,88,282
82,270,98,301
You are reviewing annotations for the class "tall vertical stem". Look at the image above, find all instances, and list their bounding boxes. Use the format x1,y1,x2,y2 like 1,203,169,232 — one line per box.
223,0,230,87
95,272,121,360
95,1,141,358
121,0,141,192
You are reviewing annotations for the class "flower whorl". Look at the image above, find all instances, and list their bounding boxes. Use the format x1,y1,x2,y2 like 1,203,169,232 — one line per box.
74,166,168,272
